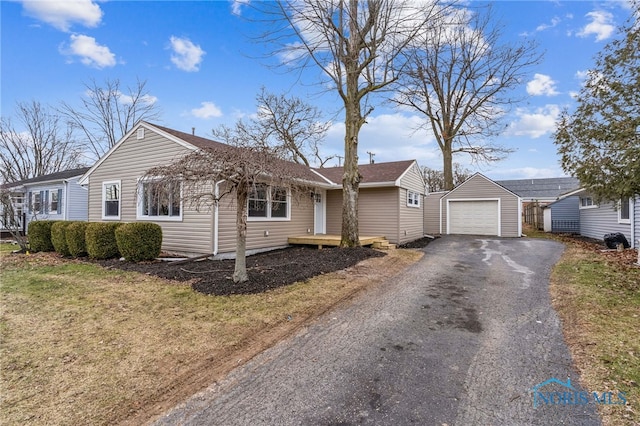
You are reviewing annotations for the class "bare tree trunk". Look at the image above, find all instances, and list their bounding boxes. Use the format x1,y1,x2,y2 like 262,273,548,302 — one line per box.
443,145,454,191
340,0,363,248
233,185,249,283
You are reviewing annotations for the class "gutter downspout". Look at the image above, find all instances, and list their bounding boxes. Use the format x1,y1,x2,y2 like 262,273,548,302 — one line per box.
631,196,636,249
213,181,220,256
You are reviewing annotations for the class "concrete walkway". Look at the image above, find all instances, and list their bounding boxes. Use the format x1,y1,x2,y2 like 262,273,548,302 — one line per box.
153,236,601,425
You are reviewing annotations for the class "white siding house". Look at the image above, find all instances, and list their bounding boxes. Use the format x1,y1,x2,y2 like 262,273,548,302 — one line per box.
563,188,635,247
5,168,90,231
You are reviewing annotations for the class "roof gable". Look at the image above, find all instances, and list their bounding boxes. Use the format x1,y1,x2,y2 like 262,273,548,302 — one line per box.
447,172,520,199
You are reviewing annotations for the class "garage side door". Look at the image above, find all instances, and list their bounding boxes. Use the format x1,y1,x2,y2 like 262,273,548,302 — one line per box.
448,200,499,236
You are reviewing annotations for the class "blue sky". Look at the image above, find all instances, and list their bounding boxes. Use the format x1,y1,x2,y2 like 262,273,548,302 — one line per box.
0,0,634,179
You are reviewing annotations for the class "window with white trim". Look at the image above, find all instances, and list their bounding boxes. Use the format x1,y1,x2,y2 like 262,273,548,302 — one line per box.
102,181,121,219
248,184,289,220
32,192,42,214
50,189,62,214
407,190,420,207
580,197,595,208
138,180,182,220
137,128,145,139
618,198,630,223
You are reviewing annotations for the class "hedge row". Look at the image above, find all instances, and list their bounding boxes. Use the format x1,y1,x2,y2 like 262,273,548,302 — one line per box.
27,220,162,262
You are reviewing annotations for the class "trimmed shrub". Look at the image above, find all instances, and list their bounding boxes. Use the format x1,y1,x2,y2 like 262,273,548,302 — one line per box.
85,222,122,259
115,222,162,262
66,222,89,257
51,221,75,256
28,220,57,252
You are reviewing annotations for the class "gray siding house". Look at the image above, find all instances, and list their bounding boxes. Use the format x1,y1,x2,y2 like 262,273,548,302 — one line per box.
563,188,636,248
5,167,90,231
79,122,426,256
543,195,580,233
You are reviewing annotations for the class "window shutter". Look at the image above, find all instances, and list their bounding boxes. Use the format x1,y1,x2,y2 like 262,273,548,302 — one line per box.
28,191,32,213
44,190,49,213
57,189,63,214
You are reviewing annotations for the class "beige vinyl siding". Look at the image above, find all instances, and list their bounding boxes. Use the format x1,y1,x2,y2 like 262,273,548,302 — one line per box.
325,188,399,242
398,162,425,244
325,189,342,235
424,192,445,235
217,188,314,254
87,130,214,255
441,174,520,237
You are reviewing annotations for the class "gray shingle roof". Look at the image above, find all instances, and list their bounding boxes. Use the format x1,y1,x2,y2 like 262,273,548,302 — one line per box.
495,177,581,200
5,167,91,188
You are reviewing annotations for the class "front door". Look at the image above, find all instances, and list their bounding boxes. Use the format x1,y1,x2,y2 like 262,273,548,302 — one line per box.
314,191,325,235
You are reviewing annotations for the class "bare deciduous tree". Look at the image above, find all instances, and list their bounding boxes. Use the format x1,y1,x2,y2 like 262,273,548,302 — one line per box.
145,126,313,283
59,78,161,160
395,4,541,190
255,88,333,167
0,101,83,183
260,0,447,246
422,163,472,192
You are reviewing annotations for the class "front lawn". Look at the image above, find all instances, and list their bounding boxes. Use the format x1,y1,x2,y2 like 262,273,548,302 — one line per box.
529,228,640,425
0,248,422,425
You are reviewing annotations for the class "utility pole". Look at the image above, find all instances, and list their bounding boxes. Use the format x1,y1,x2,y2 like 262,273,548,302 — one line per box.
336,155,344,167
366,151,375,164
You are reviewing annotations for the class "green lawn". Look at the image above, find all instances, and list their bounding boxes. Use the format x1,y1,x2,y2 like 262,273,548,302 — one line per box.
529,228,640,425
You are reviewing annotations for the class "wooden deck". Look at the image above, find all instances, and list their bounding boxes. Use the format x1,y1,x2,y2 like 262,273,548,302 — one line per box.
287,234,389,249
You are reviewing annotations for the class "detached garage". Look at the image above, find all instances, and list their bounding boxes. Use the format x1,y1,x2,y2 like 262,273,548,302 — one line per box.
424,173,522,237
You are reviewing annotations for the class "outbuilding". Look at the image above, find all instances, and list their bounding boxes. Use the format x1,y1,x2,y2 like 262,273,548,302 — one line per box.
424,173,522,237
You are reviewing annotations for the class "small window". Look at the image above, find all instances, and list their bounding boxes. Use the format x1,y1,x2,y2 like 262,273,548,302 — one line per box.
580,197,594,208
50,190,59,214
248,184,289,220
619,198,630,223
103,181,120,219
137,128,145,140
407,190,420,207
32,192,42,214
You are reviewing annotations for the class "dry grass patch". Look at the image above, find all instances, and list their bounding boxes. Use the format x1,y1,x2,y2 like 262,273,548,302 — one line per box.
548,239,639,425
0,249,422,426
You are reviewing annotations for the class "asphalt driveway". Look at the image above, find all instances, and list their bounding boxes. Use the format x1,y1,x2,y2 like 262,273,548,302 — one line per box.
153,236,601,425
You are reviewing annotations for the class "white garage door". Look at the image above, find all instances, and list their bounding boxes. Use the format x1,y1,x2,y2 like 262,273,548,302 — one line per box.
449,200,499,236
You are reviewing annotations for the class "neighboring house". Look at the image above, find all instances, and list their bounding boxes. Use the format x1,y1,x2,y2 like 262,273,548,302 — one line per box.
424,173,521,237
542,195,580,233
78,122,426,257
3,167,90,232
496,177,581,230
562,188,638,248
495,177,581,204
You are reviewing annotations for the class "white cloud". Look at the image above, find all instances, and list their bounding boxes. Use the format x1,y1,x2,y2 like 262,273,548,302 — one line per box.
507,105,561,139
231,0,250,16
577,10,615,41
526,74,559,96
61,34,116,68
169,36,205,72
322,113,439,167
21,0,102,32
535,16,561,32
191,102,223,119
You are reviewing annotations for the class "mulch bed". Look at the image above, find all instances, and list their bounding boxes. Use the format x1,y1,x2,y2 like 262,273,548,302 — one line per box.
550,233,639,268
398,236,438,249
98,246,386,296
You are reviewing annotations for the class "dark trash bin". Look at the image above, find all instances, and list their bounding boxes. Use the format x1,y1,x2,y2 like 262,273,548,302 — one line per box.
603,232,630,249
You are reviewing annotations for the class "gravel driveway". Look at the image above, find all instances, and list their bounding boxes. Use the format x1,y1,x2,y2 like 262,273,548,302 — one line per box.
153,236,601,425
